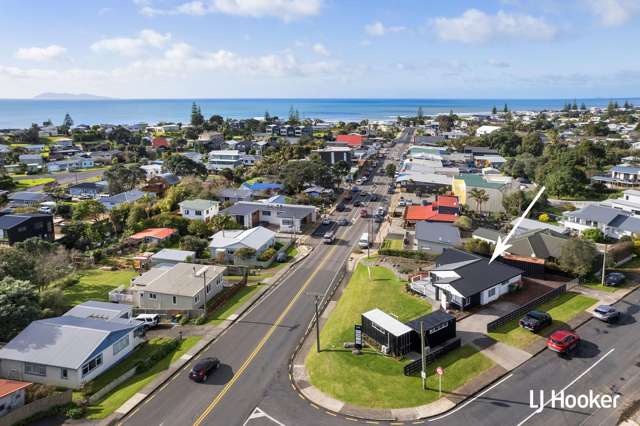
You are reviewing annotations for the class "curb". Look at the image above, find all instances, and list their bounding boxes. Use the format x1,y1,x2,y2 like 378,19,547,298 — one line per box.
104,246,314,425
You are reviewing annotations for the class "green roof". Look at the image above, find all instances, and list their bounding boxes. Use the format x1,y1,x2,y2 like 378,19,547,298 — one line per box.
179,199,218,210
458,174,505,189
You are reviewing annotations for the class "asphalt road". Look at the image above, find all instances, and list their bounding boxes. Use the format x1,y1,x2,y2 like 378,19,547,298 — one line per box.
120,130,413,426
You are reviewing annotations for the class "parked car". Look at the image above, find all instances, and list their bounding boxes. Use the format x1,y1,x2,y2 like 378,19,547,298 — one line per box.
135,314,160,329
356,178,365,185
374,215,384,223
592,305,620,323
604,272,626,286
370,194,378,202
188,357,220,382
353,200,363,207
360,208,368,218
351,186,361,193
321,217,332,226
322,231,335,244
276,251,288,262
387,186,395,194
337,218,350,226
398,199,407,207
336,203,346,212
547,330,580,354
519,311,552,332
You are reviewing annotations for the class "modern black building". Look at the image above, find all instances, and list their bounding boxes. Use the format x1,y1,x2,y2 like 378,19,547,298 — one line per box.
361,309,412,357
312,147,353,165
407,310,456,353
0,214,54,245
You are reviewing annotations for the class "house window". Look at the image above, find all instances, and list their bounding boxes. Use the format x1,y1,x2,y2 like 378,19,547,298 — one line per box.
195,210,202,216
194,294,200,304
113,335,130,356
61,369,68,380
464,297,472,306
184,209,190,215
262,210,271,216
81,354,103,377
148,293,157,300
172,296,177,304
206,283,211,293
488,288,496,297
24,363,47,377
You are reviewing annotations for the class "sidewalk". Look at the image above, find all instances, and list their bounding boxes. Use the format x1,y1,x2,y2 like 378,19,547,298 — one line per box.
289,270,640,422
98,245,313,426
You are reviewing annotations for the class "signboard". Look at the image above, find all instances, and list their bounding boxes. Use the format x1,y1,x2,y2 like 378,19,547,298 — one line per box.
436,367,444,376
354,324,362,350
421,371,426,379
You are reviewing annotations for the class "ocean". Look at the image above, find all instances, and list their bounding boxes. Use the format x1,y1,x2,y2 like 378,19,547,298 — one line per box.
0,97,638,129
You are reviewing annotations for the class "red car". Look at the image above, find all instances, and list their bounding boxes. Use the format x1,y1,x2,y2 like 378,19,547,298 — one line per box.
547,330,580,354
360,208,368,218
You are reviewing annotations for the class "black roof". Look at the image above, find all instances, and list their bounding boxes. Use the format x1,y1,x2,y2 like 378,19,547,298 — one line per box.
0,214,51,230
406,310,455,332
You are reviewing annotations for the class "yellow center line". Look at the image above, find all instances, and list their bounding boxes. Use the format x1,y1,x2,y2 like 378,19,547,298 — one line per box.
192,242,342,426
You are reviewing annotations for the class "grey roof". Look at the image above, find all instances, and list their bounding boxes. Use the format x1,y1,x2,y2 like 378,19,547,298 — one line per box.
209,226,275,250
100,190,151,207
217,187,252,199
179,199,218,210
0,316,140,369
510,218,566,235
415,222,461,246
565,204,637,227
431,249,523,297
150,249,196,262
472,227,504,242
7,192,50,202
406,310,454,332
158,172,180,186
132,263,226,297
64,301,132,321
0,215,31,230
612,165,640,174
223,201,316,219
507,229,569,259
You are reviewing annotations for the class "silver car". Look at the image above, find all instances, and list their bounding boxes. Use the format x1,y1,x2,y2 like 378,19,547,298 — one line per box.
592,305,620,323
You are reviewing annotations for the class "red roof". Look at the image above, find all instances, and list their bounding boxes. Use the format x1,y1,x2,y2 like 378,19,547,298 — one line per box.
130,228,177,240
404,205,458,222
336,134,366,147
152,137,170,148
436,195,459,208
0,380,31,398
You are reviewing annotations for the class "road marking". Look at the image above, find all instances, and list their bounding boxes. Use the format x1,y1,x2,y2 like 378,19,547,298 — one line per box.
429,373,514,421
325,411,337,416
242,407,285,426
345,417,359,422
515,347,616,426
365,421,379,424
192,242,344,426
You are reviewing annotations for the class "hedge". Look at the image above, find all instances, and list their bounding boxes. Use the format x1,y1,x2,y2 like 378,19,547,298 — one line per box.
378,248,436,261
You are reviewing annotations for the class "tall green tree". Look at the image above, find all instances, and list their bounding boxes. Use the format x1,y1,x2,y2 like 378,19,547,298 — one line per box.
0,277,41,341
558,239,597,278
469,188,489,213
191,102,204,126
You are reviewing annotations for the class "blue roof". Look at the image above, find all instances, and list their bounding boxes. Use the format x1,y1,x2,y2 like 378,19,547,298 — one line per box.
242,182,283,191
612,165,640,174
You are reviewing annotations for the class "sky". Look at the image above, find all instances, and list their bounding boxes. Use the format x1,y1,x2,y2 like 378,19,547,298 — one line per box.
1,0,640,99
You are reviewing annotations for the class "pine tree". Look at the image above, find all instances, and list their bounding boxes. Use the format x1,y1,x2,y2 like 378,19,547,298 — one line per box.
503,104,508,113
264,110,271,122
580,102,587,110
191,102,204,126
571,99,578,110
492,105,497,114
62,113,73,128
417,106,424,119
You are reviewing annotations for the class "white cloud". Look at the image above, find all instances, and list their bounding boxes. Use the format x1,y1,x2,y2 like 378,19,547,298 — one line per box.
433,9,557,43
91,29,172,56
586,0,640,27
138,0,322,21
15,45,67,62
312,43,330,56
487,58,510,68
364,21,406,36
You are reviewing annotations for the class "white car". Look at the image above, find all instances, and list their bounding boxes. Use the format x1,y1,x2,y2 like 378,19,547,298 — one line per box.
135,314,160,329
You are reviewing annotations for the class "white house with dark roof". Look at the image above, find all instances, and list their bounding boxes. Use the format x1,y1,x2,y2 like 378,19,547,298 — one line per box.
561,204,640,239
179,199,219,221
222,201,317,232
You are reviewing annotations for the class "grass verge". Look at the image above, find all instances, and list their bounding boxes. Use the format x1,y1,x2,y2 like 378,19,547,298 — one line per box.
206,284,264,325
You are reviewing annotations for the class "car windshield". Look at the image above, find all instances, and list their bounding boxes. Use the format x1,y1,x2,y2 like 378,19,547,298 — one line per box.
528,312,544,320
550,337,563,345
595,306,611,314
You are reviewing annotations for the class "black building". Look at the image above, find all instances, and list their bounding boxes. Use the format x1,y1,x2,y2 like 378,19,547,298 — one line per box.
313,148,353,166
361,309,412,357
0,214,54,245
407,310,456,353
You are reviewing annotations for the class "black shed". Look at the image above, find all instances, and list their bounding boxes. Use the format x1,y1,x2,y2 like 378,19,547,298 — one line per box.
361,309,412,357
407,310,456,353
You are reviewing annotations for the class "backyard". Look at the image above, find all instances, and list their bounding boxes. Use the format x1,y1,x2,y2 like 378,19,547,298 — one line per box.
305,260,495,408
487,292,597,349
63,268,139,306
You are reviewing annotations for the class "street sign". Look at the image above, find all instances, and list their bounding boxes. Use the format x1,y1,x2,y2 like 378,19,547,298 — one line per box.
436,367,444,397
354,324,362,350
420,371,426,379
436,367,444,376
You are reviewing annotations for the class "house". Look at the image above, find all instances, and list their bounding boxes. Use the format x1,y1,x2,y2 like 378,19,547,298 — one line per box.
207,150,243,170
240,181,284,195
395,172,452,193
18,154,44,167
510,218,567,235
414,222,461,254
179,199,219,221
561,204,640,239
68,181,109,198
360,309,413,356
127,228,177,244
406,145,447,161
475,125,501,136
0,214,54,245
312,147,353,165
452,174,516,213
140,163,163,179
151,137,170,149
474,154,506,169
335,133,367,148
504,229,569,262
0,302,144,389
130,263,226,311
302,186,332,198
404,195,460,225
406,310,456,352
222,201,317,232
472,227,503,244
217,187,253,203
99,190,153,210
46,156,94,172
603,189,640,215
592,165,640,188
422,249,523,310
209,226,276,260
0,380,31,417
7,192,52,207
150,249,196,267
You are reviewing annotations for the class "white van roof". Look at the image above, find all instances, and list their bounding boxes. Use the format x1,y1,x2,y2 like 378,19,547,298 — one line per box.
360,233,369,239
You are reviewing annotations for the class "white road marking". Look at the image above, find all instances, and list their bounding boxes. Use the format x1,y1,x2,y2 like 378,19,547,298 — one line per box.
429,374,514,421
243,407,286,426
516,347,616,426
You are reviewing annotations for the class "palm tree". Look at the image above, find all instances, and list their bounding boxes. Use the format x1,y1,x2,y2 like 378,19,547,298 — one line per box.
469,188,489,214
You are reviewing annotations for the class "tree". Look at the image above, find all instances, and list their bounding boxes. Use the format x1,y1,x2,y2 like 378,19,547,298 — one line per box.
545,167,586,198
331,161,351,179
72,200,106,223
503,103,509,113
18,124,40,144
464,239,492,255
62,113,74,128
104,164,146,194
40,287,68,317
454,215,473,231
492,106,497,114
235,247,256,259
581,228,605,243
520,132,544,156
502,190,526,216
109,204,130,235
179,235,209,257
385,163,397,179
436,114,455,132
0,247,36,283
580,102,587,110
558,239,597,278
187,220,211,238
209,214,241,233
191,102,204,126
469,188,489,213
165,154,208,178
417,106,424,120
0,277,41,341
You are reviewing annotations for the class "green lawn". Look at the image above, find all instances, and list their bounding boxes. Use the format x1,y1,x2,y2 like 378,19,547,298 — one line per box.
488,292,597,349
382,239,404,250
306,262,493,409
206,284,264,325
85,336,201,420
581,281,621,293
14,177,55,188
63,269,139,305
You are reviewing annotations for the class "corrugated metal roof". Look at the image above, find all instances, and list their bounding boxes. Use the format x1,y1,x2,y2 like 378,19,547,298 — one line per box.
362,309,412,337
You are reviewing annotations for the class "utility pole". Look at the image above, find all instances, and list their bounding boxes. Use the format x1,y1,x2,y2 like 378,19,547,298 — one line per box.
420,321,426,390
601,243,608,286
202,270,208,317
314,295,321,353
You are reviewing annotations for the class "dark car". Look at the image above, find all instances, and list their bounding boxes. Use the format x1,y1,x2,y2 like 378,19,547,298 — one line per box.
337,218,350,226
353,200,363,207
547,330,580,354
370,194,378,202
188,357,220,382
374,215,384,223
387,187,395,194
336,203,346,212
519,311,552,332
604,272,626,287
592,305,620,323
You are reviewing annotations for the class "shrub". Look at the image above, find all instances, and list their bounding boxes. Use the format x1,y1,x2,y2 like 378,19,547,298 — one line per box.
56,274,79,290
378,248,435,261
454,215,472,231
236,247,256,259
581,228,605,243
179,314,190,325
194,314,207,325
257,247,277,262
66,406,86,419
538,213,550,222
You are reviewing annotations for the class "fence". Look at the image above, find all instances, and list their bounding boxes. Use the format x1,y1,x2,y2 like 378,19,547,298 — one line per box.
87,367,138,404
403,338,461,376
0,390,72,426
486,284,567,332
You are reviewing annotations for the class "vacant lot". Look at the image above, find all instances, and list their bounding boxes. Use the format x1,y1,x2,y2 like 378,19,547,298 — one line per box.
63,269,138,305
14,177,55,188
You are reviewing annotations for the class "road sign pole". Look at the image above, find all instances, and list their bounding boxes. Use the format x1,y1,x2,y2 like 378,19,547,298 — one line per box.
420,321,426,390
314,296,321,353
439,375,442,397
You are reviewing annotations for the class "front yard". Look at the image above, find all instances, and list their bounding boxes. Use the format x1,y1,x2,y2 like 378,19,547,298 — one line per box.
63,269,139,306
382,239,404,250
14,177,56,188
305,261,495,408
487,292,597,349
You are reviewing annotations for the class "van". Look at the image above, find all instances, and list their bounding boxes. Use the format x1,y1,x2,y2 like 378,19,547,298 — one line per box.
358,233,370,249
322,231,335,244
135,313,160,329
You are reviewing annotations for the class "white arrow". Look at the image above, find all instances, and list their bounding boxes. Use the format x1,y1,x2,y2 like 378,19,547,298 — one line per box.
489,186,546,264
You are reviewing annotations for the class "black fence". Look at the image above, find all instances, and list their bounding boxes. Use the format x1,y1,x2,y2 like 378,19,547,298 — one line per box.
486,284,567,332
403,338,461,376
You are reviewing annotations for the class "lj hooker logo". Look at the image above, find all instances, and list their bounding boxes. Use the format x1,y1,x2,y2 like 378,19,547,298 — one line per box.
530,389,620,413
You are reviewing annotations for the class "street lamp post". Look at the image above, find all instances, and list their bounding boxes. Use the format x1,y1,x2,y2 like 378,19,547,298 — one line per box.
202,269,208,317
